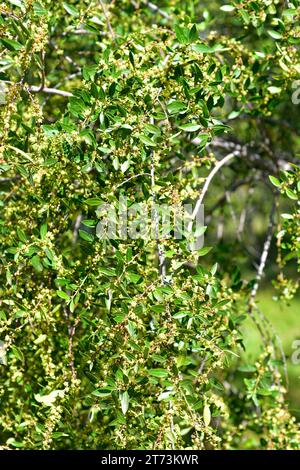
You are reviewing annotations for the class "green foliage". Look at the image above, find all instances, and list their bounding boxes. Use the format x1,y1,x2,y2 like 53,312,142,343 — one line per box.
0,0,299,450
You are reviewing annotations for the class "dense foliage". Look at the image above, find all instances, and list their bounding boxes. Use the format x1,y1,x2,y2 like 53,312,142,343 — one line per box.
0,0,299,450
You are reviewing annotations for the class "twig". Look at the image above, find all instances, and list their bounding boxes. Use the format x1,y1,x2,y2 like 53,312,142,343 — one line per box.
68,316,81,380
116,172,151,188
28,86,73,97
238,186,254,237
249,203,276,304
151,151,166,284
246,203,277,362
68,276,88,379
99,0,115,38
187,150,239,233
0,176,20,183
73,214,82,245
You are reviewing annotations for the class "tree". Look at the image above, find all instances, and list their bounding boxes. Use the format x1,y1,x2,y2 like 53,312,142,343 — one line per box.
0,0,299,450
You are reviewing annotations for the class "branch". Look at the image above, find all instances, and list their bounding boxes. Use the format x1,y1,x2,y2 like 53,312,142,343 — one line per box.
68,316,80,381
116,172,151,188
187,150,239,233
249,202,276,304
99,0,116,38
73,214,82,246
28,86,73,97
0,176,20,183
151,151,166,284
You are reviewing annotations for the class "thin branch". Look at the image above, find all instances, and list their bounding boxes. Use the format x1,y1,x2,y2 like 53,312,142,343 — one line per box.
151,151,166,284
249,203,276,304
246,203,277,361
0,176,20,183
238,186,254,237
28,86,73,97
187,150,239,233
73,214,82,246
68,316,80,380
99,0,115,38
68,276,88,380
116,172,151,188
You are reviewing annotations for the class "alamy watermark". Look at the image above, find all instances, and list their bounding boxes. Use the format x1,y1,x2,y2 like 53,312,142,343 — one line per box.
291,80,300,105
291,339,300,365
93,197,205,251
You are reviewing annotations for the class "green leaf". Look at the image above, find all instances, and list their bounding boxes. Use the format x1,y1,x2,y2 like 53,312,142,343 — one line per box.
8,0,24,7
121,160,130,173
167,101,187,115
268,30,283,40
210,263,218,275
79,230,94,242
197,246,212,256
34,334,47,345
149,368,169,378
144,123,161,135
126,272,142,284
63,2,79,16
56,290,70,301
286,188,297,200
83,64,98,81
6,438,24,448
40,223,48,240
192,44,214,54
269,175,281,187
17,228,27,243
31,255,43,272
84,198,102,206
174,25,189,44
99,267,116,277
82,219,97,227
238,365,256,373
179,124,201,132
189,24,198,42
1,38,23,51
11,345,24,362
92,388,112,397
139,135,156,147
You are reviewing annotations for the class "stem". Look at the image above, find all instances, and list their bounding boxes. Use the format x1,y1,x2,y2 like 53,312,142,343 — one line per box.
188,150,239,233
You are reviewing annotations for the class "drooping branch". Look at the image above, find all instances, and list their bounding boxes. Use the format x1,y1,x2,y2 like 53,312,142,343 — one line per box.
187,150,239,233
